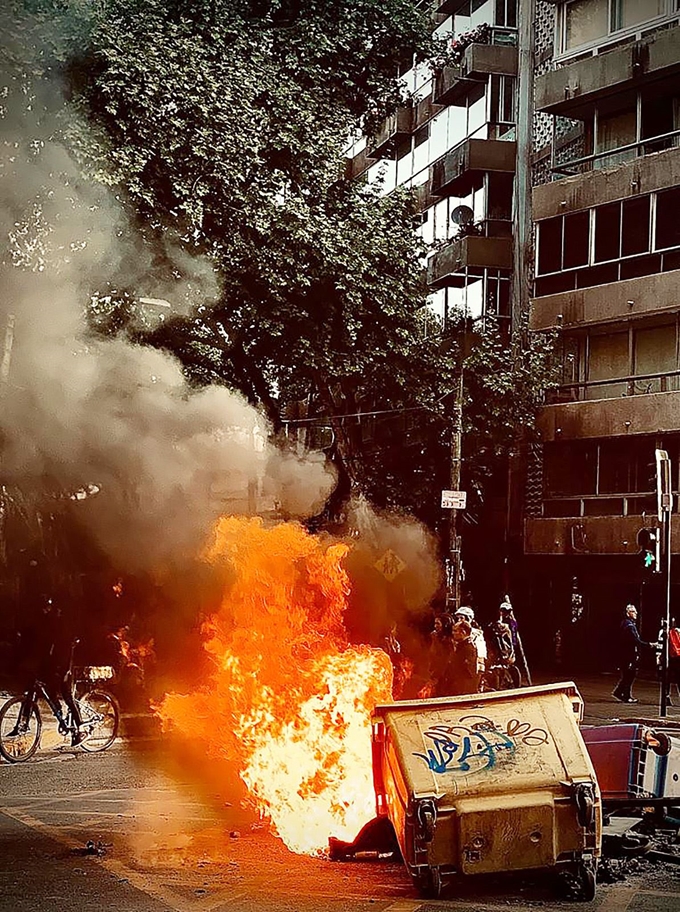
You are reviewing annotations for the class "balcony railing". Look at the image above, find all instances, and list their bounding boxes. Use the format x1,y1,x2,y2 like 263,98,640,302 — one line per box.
552,129,680,176
549,369,680,404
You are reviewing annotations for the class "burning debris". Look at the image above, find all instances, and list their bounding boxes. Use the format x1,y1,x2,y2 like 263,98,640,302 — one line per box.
156,516,393,856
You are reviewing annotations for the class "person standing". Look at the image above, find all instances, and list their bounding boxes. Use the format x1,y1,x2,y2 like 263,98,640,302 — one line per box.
499,596,532,686
454,606,487,683
613,604,655,704
446,617,480,695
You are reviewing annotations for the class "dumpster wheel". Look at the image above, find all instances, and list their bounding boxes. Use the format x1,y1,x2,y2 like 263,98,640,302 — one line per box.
577,859,597,902
415,866,442,898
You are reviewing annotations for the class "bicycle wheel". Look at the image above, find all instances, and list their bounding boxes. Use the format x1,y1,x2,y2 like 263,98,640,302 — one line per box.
0,697,42,763
78,691,119,752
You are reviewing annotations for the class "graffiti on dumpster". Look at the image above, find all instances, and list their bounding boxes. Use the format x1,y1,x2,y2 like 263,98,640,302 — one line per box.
414,715,549,775
460,714,549,747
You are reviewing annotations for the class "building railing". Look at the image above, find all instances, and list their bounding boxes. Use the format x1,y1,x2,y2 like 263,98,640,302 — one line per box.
549,369,680,403
552,129,680,176
540,492,663,519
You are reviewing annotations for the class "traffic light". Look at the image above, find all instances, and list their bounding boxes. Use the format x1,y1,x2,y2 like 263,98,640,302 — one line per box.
637,527,660,572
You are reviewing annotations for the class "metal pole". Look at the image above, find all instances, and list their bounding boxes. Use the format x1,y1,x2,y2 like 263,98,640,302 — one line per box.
511,0,535,360
446,368,464,613
660,510,672,717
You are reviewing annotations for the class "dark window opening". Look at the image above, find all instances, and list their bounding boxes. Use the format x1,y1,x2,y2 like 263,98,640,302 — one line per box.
487,171,514,221
656,187,680,251
535,272,576,297
576,263,619,288
621,195,650,256
537,217,563,274
594,202,621,262
544,440,597,497
642,93,676,153
563,210,590,269
620,253,661,280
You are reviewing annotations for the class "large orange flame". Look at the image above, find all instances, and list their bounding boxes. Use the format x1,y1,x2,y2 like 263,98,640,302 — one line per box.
156,516,393,855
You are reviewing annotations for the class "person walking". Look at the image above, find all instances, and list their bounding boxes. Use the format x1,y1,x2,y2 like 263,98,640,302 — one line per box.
613,604,655,704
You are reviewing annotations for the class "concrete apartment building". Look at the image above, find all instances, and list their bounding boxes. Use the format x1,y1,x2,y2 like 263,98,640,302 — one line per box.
345,0,680,663
526,0,680,661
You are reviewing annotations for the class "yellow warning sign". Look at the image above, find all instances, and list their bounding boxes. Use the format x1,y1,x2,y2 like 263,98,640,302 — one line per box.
374,549,406,582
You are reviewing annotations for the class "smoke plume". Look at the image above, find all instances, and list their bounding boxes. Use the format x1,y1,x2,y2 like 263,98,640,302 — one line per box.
0,76,336,570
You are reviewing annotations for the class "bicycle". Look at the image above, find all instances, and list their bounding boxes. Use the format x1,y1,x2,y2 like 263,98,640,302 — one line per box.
0,642,120,763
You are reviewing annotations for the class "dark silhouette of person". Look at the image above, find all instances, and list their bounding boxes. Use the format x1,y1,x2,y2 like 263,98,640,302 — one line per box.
446,618,480,695
613,604,655,704
24,599,84,744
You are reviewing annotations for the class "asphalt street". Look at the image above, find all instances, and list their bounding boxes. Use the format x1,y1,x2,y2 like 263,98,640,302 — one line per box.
0,675,679,912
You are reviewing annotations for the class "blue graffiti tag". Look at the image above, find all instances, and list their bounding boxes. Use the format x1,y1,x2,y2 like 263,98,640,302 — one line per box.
413,723,515,774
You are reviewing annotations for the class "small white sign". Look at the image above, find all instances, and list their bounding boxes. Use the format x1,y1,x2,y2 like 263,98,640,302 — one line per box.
441,490,467,510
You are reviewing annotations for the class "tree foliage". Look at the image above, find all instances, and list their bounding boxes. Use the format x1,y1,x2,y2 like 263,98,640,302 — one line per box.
2,0,557,537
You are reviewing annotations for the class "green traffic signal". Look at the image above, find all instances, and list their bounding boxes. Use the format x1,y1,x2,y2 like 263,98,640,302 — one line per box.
644,550,655,569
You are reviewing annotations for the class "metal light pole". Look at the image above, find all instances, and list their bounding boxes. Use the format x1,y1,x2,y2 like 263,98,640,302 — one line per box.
656,448,673,717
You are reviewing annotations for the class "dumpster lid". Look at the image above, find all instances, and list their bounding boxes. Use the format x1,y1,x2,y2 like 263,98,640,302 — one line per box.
372,683,594,801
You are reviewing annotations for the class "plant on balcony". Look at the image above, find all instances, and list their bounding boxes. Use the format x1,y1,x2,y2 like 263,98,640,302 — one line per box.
430,22,492,71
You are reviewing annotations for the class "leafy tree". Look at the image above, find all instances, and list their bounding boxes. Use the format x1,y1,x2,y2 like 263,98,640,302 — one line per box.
2,0,557,542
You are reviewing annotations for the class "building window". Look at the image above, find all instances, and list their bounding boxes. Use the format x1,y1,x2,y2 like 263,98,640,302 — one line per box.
656,187,680,250
560,0,673,55
564,0,609,51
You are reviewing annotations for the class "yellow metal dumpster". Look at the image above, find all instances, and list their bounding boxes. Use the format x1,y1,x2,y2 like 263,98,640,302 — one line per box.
371,682,601,900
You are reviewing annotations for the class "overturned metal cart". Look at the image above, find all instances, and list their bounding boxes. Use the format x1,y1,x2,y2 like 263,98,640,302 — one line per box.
371,682,601,899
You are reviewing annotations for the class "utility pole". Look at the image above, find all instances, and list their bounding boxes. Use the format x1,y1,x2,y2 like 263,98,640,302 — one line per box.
446,368,464,613
656,448,673,717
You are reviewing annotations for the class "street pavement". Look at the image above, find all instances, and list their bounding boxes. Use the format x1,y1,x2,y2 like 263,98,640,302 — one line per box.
0,673,679,912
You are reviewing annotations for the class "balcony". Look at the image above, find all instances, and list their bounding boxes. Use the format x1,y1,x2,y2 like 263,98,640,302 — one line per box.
535,24,680,117
435,0,468,13
530,268,680,332
537,389,680,442
433,44,518,106
413,95,445,131
368,106,413,159
343,147,375,181
533,145,680,221
432,138,516,197
524,515,680,556
427,234,513,288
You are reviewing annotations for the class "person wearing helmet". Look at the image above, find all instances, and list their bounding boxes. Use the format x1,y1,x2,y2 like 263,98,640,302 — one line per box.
454,606,486,687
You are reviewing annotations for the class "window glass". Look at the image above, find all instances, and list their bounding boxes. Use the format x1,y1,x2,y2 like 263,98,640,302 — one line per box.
621,195,650,256
587,331,629,398
595,108,637,168
618,0,664,29
594,202,621,261
538,217,563,274
467,89,487,137
564,0,609,50
470,0,495,28
656,187,680,250
634,324,677,392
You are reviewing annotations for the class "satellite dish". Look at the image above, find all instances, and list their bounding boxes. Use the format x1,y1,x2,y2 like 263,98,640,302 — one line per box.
451,205,474,227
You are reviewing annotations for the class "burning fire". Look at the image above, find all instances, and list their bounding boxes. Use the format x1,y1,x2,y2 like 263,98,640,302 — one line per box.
156,516,393,855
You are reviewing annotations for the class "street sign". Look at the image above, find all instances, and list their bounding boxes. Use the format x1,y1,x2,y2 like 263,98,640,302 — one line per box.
441,490,467,510
374,549,406,582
